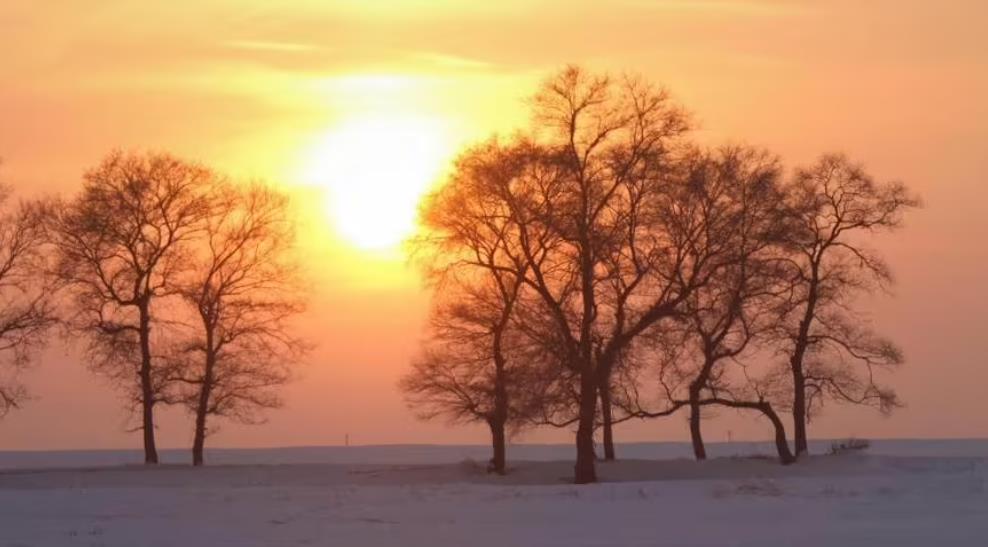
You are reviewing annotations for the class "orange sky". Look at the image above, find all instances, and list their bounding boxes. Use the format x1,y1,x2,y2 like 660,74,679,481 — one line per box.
1,0,986,449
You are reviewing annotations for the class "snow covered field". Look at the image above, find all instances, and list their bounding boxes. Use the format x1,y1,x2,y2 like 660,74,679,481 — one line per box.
0,441,985,546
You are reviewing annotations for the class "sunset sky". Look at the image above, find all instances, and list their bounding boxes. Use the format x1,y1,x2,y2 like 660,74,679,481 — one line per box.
1,0,986,449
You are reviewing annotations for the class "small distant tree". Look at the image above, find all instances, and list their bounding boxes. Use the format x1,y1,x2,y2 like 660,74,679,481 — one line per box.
175,182,307,466
776,154,919,456
48,151,212,464
0,166,58,417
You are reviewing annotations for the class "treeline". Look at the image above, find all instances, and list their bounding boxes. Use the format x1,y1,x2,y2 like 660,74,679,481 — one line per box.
0,152,308,465
401,66,919,484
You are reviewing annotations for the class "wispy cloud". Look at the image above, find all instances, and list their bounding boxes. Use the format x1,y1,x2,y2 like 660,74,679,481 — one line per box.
624,0,806,17
223,40,323,53
409,52,493,70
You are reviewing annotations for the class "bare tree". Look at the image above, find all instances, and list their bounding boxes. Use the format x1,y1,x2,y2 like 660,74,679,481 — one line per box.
407,141,535,474
413,67,741,483
495,67,737,482
666,146,789,461
0,166,58,417
526,66,691,482
175,182,307,466
400,281,542,474
776,154,919,456
404,67,919,481
636,316,798,464
615,146,797,464
48,151,212,464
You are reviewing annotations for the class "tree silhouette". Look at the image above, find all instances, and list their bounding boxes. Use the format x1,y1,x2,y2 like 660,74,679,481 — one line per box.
174,182,307,466
410,67,755,483
48,151,212,464
776,154,919,456
0,165,58,418
407,140,539,474
664,146,790,461
400,281,544,474
524,67,699,481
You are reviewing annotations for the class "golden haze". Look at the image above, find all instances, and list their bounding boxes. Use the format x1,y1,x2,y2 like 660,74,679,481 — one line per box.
0,0,985,449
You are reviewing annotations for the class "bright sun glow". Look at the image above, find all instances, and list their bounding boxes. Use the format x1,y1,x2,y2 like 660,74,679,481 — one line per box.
301,114,452,251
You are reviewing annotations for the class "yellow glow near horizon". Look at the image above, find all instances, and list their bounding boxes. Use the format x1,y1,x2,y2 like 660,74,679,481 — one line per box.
300,114,452,252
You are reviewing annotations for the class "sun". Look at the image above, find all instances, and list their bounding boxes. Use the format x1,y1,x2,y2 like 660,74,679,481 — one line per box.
301,114,452,252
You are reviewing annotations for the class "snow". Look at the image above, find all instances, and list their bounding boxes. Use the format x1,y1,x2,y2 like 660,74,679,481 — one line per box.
4,438,987,469
0,441,985,546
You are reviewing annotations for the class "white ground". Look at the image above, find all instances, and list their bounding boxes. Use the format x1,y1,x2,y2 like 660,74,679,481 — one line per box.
0,441,985,546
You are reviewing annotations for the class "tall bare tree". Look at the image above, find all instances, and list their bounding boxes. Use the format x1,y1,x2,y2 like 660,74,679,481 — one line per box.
777,154,919,456
0,166,58,417
175,182,306,466
48,151,212,464
526,67,680,481
491,67,726,482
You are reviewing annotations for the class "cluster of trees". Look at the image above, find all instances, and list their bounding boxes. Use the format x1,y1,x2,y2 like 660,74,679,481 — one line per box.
402,66,919,483
0,152,308,465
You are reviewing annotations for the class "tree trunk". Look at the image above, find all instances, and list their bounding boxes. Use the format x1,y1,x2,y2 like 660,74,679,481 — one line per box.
792,366,808,457
489,420,506,475
759,402,796,465
140,392,157,464
706,398,796,466
489,365,507,475
598,375,615,461
489,329,509,475
689,385,707,461
192,404,207,466
574,368,598,484
192,328,218,467
689,355,715,461
191,364,212,466
790,266,819,459
138,303,158,465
